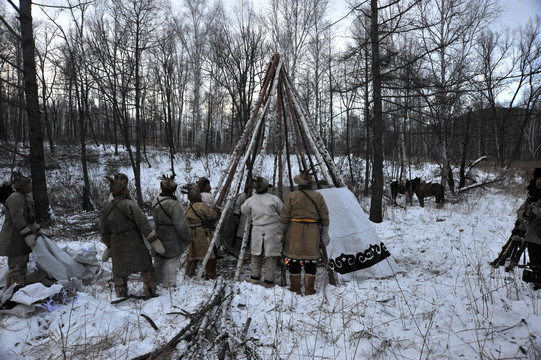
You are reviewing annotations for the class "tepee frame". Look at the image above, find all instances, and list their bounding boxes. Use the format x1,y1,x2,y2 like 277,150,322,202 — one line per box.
196,53,346,285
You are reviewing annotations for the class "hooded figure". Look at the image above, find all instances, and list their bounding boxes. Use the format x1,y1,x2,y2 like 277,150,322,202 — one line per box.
100,174,160,297
151,175,192,287
0,176,43,288
240,177,283,287
185,187,219,279
523,168,541,288
275,171,330,295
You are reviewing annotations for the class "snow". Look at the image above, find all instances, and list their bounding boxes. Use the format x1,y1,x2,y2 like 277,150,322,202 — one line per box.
0,146,540,359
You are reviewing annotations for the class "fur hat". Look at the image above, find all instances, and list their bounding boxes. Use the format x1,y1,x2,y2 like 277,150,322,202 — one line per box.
533,168,541,179
106,173,128,195
294,171,315,187
197,177,210,192
12,176,31,191
253,177,269,193
187,186,202,203
160,174,177,192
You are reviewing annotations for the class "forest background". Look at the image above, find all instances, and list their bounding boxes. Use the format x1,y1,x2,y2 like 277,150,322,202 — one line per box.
0,0,541,223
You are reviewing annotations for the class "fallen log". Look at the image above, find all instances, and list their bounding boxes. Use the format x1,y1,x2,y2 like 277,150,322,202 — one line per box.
457,178,504,194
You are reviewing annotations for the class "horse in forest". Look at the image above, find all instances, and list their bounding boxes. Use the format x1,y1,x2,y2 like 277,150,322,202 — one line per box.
390,180,406,204
405,177,445,208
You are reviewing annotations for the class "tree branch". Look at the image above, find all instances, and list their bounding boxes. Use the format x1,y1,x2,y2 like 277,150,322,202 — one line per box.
0,14,22,41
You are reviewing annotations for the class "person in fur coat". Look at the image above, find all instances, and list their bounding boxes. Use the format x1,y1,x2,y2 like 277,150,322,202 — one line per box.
0,176,43,288
100,175,162,297
275,172,330,295
185,187,219,279
241,177,283,287
151,175,191,287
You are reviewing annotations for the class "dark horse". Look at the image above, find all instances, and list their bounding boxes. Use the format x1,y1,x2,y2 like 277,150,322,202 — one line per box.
390,180,406,204
405,177,445,208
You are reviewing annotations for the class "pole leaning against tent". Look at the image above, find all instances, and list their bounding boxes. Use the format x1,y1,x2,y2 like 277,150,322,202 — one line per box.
196,58,284,279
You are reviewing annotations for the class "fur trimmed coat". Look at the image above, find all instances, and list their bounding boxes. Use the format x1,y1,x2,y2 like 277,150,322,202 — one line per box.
185,202,218,260
280,189,330,260
100,194,155,277
151,193,192,258
0,191,37,257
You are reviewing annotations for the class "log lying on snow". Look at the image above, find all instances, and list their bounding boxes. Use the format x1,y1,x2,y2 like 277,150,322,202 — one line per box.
132,279,260,360
457,177,504,193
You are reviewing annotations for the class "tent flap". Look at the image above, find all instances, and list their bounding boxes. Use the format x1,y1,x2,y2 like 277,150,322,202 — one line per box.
318,188,401,282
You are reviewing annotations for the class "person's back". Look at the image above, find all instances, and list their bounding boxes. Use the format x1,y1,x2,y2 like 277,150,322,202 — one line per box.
241,177,282,286
100,174,159,297
275,172,330,295
185,187,219,279
0,176,41,288
151,175,191,287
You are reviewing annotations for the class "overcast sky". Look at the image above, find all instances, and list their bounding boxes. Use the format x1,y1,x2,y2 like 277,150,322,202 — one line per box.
30,0,541,33
497,0,541,28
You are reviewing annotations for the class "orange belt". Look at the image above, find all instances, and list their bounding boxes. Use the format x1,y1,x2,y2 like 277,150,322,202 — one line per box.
290,218,317,223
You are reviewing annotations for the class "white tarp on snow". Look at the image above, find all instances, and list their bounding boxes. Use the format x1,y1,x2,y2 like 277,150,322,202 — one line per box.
318,188,401,282
0,236,107,289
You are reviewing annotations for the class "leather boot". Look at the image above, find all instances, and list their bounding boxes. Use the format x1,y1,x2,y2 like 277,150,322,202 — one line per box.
114,276,128,297
289,274,301,294
142,268,157,296
205,259,217,280
304,274,316,295
185,260,197,278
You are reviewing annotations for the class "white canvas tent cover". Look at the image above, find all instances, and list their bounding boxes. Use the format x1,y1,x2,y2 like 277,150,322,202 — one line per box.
0,236,106,290
320,188,400,282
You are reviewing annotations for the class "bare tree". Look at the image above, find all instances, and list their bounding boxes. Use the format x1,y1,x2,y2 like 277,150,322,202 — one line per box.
416,0,498,192
20,0,51,221
176,0,220,155
150,23,184,175
264,0,323,82
35,21,59,155
208,0,268,147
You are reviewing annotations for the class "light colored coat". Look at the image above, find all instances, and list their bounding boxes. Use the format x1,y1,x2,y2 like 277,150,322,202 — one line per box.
151,194,192,258
100,194,155,277
241,192,283,257
0,191,37,257
185,202,218,260
280,189,330,260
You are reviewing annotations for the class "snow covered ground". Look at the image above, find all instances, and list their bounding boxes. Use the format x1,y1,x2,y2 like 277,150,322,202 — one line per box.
0,146,539,359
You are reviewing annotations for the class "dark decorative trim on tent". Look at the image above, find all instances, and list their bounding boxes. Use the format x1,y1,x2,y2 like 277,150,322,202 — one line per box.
329,242,391,274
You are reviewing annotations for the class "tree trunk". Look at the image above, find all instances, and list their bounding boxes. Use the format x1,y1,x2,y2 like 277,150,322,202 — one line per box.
20,0,50,222
363,44,371,197
459,109,472,188
369,0,383,223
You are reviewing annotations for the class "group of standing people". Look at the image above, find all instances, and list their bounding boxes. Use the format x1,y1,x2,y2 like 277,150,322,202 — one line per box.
240,171,330,295
0,170,331,297
100,174,220,297
4,167,541,297
99,171,331,297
